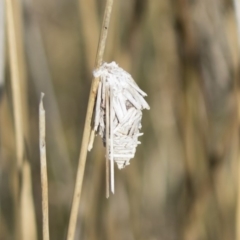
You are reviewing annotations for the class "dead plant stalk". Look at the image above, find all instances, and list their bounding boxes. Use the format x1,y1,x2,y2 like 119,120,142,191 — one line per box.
6,0,24,239
6,0,24,172
233,1,240,239
39,94,50,240
66,0,115,240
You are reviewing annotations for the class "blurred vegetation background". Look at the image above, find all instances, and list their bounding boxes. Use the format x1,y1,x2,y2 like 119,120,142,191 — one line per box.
1,0,240,239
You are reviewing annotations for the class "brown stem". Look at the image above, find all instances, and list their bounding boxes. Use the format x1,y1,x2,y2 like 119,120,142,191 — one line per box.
66,1,115,240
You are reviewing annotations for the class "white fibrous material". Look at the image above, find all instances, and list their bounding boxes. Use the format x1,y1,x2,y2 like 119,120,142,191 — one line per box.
93,61,150,166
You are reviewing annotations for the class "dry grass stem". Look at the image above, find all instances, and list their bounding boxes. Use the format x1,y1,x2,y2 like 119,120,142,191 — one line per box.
7,0,37,239
67,0,114,239
0,0,5,91
233,1,240,239
88,0,115,150
234,0,240,51
237,153,240,240
20,161,37,240
39,93,50,240
6,0,24,170
6,0,25,239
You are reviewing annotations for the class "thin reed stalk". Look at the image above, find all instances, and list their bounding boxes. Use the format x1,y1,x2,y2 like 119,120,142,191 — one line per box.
0,0,5,93
39,93,50,240
233,1,240,239
237,119,240,240
6,0,24,171
20,161,37,240
6,0,24,239
66,0,115,239
234,0,240,51
12,0,29,144
6,1,38,239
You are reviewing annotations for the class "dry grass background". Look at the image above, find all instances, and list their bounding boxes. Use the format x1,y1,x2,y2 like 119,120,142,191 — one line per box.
0,0,240,240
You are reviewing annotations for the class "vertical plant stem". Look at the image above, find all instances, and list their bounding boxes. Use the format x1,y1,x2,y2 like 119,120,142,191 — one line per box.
6,0,24,239
6,0,24,171
0,0,5,94
6,0,36,240
20,161,37,240
39,93,50,240
233,1,240,240
234,0,240,51
236,114,240,240
66,0,114,240
94,0,114,68
7,0,37,238
88,0,115,150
